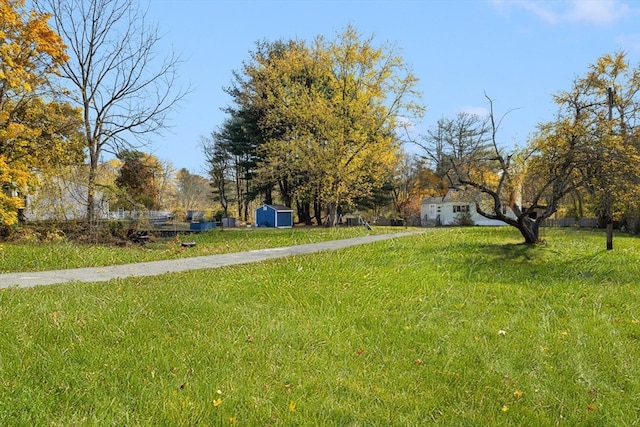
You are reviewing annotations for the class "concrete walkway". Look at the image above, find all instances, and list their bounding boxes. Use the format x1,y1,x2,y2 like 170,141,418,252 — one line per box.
0,231,422,289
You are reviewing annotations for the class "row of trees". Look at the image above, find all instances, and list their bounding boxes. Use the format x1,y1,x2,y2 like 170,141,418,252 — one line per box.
29,154,214,219
108,153,212,214
2,0,637,244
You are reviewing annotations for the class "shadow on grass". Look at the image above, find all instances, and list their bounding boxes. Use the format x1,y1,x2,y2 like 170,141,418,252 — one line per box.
479,241,629,285
480,242,550,262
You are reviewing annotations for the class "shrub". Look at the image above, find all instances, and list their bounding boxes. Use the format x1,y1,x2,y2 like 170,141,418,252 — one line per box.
454,211,475,226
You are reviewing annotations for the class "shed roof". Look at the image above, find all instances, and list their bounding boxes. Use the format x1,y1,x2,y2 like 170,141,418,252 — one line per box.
261,204,293,212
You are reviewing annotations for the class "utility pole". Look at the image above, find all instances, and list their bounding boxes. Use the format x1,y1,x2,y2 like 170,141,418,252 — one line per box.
606,87,614,251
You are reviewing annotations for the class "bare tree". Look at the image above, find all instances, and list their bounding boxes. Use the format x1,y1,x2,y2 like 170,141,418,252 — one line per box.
420,112,492,181
417,95,585,244
201,134,233,218
35,0,186,229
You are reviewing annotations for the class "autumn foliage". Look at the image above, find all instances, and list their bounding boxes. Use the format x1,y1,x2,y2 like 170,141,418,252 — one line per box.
1,0,82,227
213,26,422,225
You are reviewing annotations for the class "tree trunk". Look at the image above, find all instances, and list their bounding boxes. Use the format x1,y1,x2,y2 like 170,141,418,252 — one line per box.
296,201,312,225
313,198,322,226
327,203,339,227
278,178,292,208
264,187,273,205
242,175,250,222
516,218,541,244
86,148,99,233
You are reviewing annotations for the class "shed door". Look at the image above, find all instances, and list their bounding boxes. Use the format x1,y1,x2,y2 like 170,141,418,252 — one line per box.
276,211,292,227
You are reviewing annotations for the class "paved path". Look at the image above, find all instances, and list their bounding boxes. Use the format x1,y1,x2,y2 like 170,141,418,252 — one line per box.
0,231,422,289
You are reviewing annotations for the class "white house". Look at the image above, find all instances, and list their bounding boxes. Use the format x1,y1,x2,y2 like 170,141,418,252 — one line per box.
23,177,109,221
421,189,515,226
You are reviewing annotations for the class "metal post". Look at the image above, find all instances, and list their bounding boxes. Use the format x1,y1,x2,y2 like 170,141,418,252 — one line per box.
606,87,613,250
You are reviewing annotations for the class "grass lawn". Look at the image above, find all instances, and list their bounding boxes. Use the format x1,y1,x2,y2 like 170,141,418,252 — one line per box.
0,227,638,426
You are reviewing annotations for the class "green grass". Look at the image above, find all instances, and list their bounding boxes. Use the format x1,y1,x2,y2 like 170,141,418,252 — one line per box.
0,226,408,273
0,227,638,425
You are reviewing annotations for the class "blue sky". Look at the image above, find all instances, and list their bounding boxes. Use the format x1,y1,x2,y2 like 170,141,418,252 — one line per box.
145,0,640,174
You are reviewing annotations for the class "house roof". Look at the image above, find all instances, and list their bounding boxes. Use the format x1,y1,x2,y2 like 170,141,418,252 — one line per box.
421,195,446,204
421,189,474,204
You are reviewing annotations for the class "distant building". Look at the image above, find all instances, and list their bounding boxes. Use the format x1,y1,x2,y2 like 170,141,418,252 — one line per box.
255,204,293,228
23,177,109,221
421,189,515,226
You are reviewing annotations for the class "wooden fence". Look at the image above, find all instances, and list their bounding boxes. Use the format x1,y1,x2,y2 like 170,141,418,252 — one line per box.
543,217,640,235
542,218,599,228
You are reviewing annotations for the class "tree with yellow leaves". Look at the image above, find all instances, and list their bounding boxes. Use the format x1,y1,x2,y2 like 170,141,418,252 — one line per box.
229,26,423,225
0,0,83,229
533,51,639,247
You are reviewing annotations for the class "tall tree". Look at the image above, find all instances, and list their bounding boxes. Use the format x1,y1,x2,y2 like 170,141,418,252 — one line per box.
0,0,83,228
417,112,492,198
201,134,233,218
172,168,211,213
221,40,293,214
238,26,423,225
114,150,163,210
421,113,492,178
538,52,639,247
34,0,186,228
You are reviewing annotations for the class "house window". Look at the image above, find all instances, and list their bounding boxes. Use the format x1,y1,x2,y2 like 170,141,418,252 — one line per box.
453,205,470,213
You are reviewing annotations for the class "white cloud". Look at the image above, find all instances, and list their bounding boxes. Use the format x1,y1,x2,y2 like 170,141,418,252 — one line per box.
491,0,633,26
516,0,561,24
567,0,630,25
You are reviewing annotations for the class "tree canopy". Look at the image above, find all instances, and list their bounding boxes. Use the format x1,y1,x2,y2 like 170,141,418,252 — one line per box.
0,0,83,228
210,26,423,225
113,150,165,210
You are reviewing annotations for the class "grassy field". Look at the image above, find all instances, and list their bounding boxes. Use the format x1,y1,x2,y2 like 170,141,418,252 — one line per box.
0,227,638,426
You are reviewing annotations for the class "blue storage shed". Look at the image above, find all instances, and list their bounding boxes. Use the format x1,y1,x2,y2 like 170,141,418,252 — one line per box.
255,204,293,228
